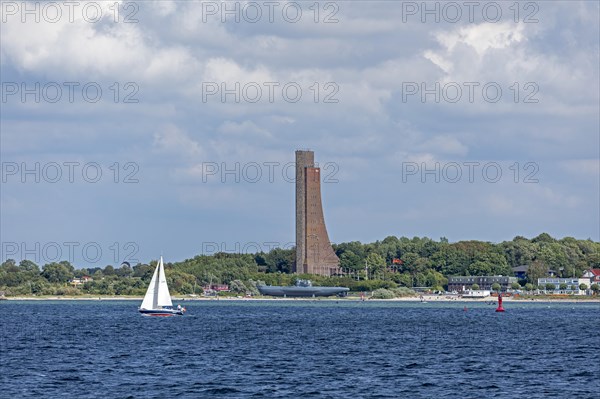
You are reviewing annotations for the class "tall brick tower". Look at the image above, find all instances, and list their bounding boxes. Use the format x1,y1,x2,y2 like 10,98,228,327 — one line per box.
295,150,340,276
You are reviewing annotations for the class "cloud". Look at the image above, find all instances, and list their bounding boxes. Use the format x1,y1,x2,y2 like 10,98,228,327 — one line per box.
152,125,203,158
559,159,600,178
417,135,469,157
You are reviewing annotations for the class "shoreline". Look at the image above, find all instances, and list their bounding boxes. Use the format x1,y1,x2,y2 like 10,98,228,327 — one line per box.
3,295,599,303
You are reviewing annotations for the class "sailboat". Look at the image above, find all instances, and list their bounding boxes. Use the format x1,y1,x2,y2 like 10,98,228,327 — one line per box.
139,256,185,316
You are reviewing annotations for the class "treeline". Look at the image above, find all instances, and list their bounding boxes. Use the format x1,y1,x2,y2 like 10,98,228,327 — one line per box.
0,233,598,296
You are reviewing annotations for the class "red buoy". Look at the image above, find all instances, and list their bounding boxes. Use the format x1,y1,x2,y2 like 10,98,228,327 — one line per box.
495,293,505,312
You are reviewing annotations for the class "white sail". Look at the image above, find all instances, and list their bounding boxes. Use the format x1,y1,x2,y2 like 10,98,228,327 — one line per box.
156,256,173,308
140,260,160,310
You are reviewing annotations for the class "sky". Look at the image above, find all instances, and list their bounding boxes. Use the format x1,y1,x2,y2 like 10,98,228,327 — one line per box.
1,1,599,267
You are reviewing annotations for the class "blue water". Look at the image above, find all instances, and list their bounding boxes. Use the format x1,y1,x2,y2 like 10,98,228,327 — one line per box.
1,300,599,398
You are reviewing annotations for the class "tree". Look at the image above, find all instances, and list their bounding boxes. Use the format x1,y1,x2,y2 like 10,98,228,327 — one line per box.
265,248,294,273
545,283,556,291
540,244,568,273
579,283,588,291
511,282,521,290
591,284,600,295
103,265,116,275
366,253,386,276
491,282,501,292
229,280,247,293
526,260,548,284
18,260,39,274
339,251,362,271
41,263,74,283
471,283,480,290
559,283,568,290
524,283,534,292
532,233,555,244
74,268,89,278
133,264,154,279
116,264,133,278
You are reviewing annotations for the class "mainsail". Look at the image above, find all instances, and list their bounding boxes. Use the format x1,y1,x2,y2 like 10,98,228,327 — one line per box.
140,256,173,310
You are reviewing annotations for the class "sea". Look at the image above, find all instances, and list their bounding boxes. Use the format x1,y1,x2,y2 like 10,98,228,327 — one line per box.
1,300,598,398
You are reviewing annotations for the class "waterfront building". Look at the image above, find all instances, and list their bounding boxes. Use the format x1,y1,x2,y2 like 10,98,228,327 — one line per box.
447,276,517,292
582,269,600,285
537,277,590,295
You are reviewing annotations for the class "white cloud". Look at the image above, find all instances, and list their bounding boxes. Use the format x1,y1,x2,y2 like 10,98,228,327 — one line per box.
418,135,469,157
152,125,202,158
436,23,525,55
559,159,600,177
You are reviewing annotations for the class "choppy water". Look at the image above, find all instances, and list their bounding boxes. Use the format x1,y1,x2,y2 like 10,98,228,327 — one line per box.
1,300,598,398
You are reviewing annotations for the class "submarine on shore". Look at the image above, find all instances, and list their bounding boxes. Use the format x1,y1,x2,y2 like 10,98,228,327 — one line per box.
257,279,349,298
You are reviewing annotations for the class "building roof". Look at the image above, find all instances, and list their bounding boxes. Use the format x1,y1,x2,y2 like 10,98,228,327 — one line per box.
512,265,529,272
587,269,600,276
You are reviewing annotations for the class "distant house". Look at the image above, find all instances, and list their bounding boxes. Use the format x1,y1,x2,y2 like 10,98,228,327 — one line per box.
448,276,517,292
202,284,229,292
512,265,529,280
70,276,93,286
582,269,600,285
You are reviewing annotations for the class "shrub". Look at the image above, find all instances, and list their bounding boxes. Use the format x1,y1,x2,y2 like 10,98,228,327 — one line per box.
371,288,395,299
390,287,416,297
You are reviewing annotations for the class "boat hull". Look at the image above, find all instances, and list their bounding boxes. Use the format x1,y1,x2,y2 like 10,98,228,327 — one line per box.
139,309,184,316
257,285,349,297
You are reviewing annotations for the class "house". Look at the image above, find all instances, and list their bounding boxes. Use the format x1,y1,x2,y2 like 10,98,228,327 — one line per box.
582,269,600,285
202,284,229,292
70,276,93,286
512,265,529,280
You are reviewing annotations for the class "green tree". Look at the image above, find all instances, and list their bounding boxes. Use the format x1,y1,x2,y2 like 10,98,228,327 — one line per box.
524,283,534,292
491,282,501,292
229,280,247,293
339,251,362,271
579,283,588,291
591,284,600,295
116,264,133,278
103,265,116,275
366,253,386,277
526,260,548,284
559,283,568,290
18,260,39,274
511,282,521,290
545,283,556,291
532,233,556,244
471,283,480,290
41,263,74,283
74,268,89,278
265,248,294,273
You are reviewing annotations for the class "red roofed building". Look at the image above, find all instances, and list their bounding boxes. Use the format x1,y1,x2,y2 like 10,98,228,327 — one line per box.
582,269,600,285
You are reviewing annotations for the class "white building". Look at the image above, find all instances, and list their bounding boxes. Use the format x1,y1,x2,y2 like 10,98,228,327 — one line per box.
537,277,590,295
